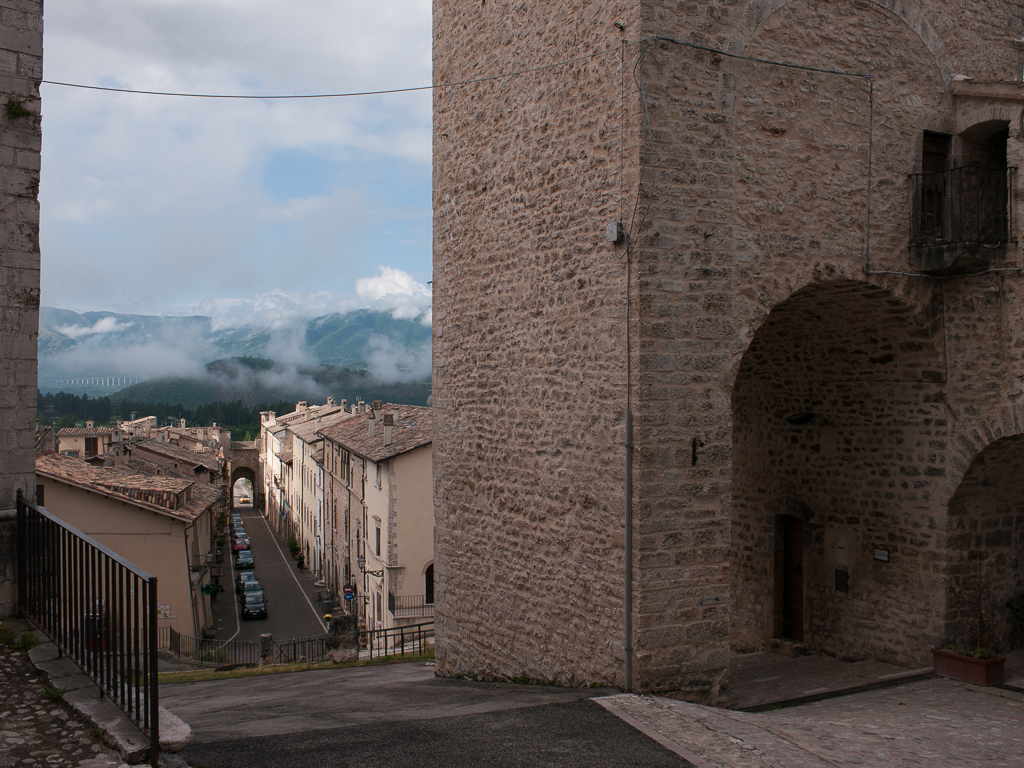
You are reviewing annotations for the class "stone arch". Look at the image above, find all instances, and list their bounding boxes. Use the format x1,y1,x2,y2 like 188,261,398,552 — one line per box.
727,0,954,87
423,561,435,605
731,279,947,666
226,441,262,510
957,104,1023,139
944,435,1024,652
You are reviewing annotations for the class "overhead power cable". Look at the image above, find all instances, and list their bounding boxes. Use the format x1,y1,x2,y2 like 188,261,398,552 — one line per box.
40,46,619,99
39,34,876,100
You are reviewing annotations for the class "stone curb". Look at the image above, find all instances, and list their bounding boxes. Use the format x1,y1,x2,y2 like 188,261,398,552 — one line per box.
735,666,936,712
25,628,193,766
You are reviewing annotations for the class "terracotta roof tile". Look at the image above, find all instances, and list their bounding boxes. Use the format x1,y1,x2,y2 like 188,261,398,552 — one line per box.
319,405,431,462
134,439,221,473
57,427,116,437
288,408,351,442
36,453,220,521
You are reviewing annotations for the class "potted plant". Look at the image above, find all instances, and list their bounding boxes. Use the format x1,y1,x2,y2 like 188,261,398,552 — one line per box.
933,577,1005,686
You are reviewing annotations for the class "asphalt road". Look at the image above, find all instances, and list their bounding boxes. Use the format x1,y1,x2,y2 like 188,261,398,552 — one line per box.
167,662,693,768
214,503,325,642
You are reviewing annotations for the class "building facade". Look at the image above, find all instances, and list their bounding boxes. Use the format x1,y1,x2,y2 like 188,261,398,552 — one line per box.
0,0,43,617
35,454,221,636
433,0,1024,700
320,404,433,631
56,423,123,459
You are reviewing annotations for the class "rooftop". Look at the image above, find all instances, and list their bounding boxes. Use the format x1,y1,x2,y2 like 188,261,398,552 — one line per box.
57,427,116,437
289,408,353,443
36,453,220,521
134,439,221,473
318,404,431,463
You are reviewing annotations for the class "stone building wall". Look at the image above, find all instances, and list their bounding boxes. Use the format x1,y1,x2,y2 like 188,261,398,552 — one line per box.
0,0,42,617
434,0,1024,699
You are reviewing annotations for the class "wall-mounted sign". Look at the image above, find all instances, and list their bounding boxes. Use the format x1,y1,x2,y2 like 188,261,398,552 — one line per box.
874,548,889,562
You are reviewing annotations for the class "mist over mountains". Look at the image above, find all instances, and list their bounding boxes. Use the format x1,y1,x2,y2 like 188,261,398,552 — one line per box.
39,306,432,402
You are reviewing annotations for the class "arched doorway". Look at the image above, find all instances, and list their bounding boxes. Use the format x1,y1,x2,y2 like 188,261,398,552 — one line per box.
731,280,945,666
230,467,257,510
945,436,1024,652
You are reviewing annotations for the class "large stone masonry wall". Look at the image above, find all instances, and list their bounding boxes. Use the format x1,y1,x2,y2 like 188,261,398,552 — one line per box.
945,435,1024,651
433,0,644,686
0,0,41,617
434,0,1024,697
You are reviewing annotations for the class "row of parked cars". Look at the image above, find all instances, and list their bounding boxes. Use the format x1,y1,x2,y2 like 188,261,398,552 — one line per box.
230,512,267,620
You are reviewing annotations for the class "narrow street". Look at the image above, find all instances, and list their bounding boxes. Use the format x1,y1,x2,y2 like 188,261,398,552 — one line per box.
212,501,326,642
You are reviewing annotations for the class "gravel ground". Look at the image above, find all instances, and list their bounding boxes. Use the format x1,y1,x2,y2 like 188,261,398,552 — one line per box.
0,618,130,768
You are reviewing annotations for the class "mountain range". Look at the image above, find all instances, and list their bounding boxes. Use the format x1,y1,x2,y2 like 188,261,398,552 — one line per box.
38,306,432,398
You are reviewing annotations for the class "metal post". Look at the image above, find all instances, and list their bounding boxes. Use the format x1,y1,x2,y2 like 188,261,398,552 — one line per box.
624,409,634,693
148,577,159,762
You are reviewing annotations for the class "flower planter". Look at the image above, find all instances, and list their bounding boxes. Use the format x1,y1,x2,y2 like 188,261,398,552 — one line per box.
932,647,1005,686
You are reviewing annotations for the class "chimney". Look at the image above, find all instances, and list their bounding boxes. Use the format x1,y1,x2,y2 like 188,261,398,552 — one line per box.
341,399,348,412
180,418,186,429
86,420,94,428
357,400,365,414
373,400,382,411
327,396,335,407
369,409,377,438
383,413,394,446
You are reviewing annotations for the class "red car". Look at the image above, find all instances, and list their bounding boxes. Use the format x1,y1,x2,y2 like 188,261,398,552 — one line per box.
231,538,250,553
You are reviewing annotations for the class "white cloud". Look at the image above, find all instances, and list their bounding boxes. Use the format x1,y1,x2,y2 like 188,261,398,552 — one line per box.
366,333,431,383
57,317,135,339
39,0,432,315
356,267,432,323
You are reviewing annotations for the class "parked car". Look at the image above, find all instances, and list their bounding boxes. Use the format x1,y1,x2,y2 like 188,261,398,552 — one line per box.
233,525,247,539
238,580,264,603
240,593,267,620
231,538,250,553
236,550,255,568
235,571,258,594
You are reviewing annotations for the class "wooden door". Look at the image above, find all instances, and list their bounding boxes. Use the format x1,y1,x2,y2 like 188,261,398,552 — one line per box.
782,516,804,641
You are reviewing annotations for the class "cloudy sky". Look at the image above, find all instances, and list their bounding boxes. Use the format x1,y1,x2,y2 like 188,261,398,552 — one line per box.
39,0,433,326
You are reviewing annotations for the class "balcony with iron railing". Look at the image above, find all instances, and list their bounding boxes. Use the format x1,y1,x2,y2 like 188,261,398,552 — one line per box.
388,592,434,618
910,165,1014,275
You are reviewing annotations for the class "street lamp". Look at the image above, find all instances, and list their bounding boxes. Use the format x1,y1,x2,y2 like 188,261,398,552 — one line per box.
356,554,383,578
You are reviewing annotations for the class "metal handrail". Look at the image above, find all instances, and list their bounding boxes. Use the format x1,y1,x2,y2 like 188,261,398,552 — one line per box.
360,621,434,659
17,494,160,761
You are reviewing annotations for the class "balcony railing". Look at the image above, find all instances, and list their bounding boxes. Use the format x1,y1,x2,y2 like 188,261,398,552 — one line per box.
17,494,160,761
388,593,435,617
910,165,1012,274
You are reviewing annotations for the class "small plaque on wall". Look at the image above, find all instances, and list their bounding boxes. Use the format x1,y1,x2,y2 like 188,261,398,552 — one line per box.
874,548,889,562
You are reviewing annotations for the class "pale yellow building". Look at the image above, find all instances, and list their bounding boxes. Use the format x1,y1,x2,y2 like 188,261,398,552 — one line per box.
35,453,222,637
320,405,433,631
56,422,123,459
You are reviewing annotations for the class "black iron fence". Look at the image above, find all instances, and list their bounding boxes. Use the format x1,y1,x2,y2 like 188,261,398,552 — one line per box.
361,621,434,659
169,628,262,666
389,593,435,618
276,634,327,663
166,621,434,666
910,165,1011,246
16,494,159,761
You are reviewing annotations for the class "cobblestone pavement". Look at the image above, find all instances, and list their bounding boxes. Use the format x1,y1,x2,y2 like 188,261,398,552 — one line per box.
0,619,129,768
599,677,1024,768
